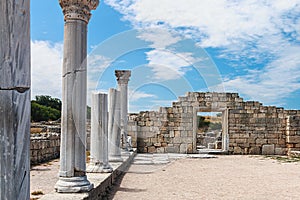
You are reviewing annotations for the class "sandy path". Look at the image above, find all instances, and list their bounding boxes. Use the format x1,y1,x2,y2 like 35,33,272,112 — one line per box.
110,155,300,200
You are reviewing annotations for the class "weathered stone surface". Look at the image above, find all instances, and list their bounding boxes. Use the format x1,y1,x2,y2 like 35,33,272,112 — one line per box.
108,89,123,162
87,93,112,173
0,91,31,199
0,0,30,199
127,92,300,155
115,70,131,151
262,144,275,155
56,0,98,193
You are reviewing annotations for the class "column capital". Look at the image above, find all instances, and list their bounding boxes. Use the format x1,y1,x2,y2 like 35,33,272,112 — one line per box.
59,0,99,23
115,70,131,84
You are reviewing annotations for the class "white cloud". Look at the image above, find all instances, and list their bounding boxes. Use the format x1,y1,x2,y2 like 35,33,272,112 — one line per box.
31,40,63,99
129,90,156,101
145,50,195,80
137,28,181,48
105,0,300,106
222,45,300,105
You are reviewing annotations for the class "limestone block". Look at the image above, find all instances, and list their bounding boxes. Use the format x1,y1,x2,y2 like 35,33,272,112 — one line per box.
267,139,279,144
181,137,193,143
148,146,156,153
154,143,161,147
156,147,165,153
287,136,300,144
256,139,267,145
233,146,242,154
262,144,275,155
161,143,168,147
235,139,247,144
166,146,179,153
174,131,180,137
169,130,175,137
181,131,188,137
275,148,286,155
180,144,188,153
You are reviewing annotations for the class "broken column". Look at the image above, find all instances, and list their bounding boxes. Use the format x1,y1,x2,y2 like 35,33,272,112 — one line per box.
115,70,132,151
108,89,123,162
87,92,113,173
0,0,30,199
55,0,99,193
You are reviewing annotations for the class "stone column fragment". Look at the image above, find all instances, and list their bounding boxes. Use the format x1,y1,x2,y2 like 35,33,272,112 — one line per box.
87,92,113,173
115,70,132,151
108,89,123,162
55,0,99,193
0,0,31,199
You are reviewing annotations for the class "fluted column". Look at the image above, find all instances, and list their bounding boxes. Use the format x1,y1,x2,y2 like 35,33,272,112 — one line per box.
108,88,123,162
55,0,99,193
0,0,30,199
87,92,113,173
115,70,131,151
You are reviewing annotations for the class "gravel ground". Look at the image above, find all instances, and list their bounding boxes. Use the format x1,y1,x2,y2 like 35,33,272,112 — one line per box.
30,159,60,199
109,155,300,200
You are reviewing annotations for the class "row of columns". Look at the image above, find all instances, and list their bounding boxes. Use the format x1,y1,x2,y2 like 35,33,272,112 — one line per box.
56,54,131,191
77,71,131,189
0,0,132,196
55,0,134,193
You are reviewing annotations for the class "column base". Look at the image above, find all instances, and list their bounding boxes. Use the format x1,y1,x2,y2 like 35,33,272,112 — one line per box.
55,176,93,193
109,155,123,162
87,163,113,173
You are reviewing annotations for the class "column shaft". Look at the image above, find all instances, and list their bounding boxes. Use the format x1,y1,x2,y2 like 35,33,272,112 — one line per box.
0,0,31,199
115,70,131,151
56,0,99,192
119,84,129,149
87,93,112,172
60,20,87,177
108,89,123,162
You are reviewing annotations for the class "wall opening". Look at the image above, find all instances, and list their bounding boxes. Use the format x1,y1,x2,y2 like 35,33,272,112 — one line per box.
193,108,229,153
197,112,223,150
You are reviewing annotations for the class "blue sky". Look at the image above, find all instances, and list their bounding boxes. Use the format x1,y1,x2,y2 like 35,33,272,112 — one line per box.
31,0,300,113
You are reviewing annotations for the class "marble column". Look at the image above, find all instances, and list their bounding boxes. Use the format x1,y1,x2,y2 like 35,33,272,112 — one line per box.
55,0,99,193
115,70,132,151
108,89,123,162
0,1,30,199
87,93,113,173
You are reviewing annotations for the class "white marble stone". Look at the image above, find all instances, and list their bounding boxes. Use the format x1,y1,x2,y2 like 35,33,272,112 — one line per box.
0,0,30,199
87,92,113,173
108,89,123,162
56,0,99,193
115,70,132,151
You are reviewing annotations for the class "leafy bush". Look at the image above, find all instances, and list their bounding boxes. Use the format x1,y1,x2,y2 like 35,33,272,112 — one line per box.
35,95,61,111
31,101,61,122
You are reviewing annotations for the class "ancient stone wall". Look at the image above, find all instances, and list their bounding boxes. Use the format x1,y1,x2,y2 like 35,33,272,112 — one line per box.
127,92,300,155
30,132,60,165
286,111,300,154
30,124,61,165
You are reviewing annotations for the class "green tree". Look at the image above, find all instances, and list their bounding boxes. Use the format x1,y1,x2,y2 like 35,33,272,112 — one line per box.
31,101,61,122
31,95,62,122
35,95,62,111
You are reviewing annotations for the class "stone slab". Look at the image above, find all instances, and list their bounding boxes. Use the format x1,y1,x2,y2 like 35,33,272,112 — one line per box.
40,149,136,200
262,144,275,155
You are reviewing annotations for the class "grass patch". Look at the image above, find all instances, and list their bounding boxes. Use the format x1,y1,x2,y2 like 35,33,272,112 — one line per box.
265,155,300,163
31,190,44,196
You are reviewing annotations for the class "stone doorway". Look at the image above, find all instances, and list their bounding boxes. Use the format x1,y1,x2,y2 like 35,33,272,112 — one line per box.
193,108,229,153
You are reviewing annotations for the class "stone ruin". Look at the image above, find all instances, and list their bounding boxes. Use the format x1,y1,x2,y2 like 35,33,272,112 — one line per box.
127,92,300,155
30,122,61,165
